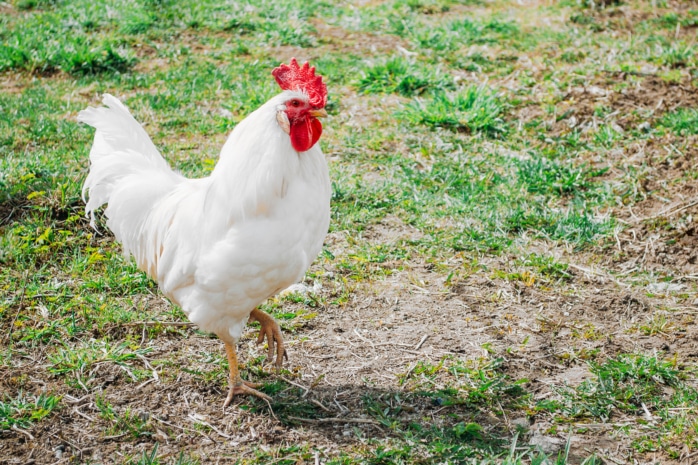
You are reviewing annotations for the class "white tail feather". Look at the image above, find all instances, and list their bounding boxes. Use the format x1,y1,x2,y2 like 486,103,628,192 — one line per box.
79,94,184,271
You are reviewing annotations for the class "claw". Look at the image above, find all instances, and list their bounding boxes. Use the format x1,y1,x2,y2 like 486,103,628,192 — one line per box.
249,308,286,370
223,380,271,409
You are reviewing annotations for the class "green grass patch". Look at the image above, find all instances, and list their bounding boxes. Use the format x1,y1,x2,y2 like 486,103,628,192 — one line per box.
48,341,152,389
660,107,698,136
544,353,698,456
0,15,135,75
516,157,608,197
357,56,454,96
555,353,687,421
0,392,60,430
400,86,507,135
120,444,199,465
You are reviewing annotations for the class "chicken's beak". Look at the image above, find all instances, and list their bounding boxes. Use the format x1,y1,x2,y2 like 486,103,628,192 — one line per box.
309,108,328,118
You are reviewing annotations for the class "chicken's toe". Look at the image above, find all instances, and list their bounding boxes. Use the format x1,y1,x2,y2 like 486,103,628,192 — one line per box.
223,381,272,409
250,308,286,369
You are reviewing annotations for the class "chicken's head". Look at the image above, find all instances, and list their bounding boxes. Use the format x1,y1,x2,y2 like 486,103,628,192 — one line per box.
272,58,328,153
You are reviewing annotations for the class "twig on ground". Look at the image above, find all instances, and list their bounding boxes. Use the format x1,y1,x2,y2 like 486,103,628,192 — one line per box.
120,321,194,327
568,263,628,288
63,394,89,404
414,334,428,350
302,354,335,360
641,402,654,421
401,362,417,390
408,284,431,294
303,374,325,398
136,378,156,390
681,449,698,462
643,197,698,221
116,364,137,381
309,399,332,412
280,375,310,395
76,377,90,393
353,328,375,348
373,342,413,348
12,424,35,440
599,454,626,465
136,353,159,381
400,348,431,356
73,408,96,422
262,397,278,422
187,414,231,439
154,415,216,443
288,416,380,425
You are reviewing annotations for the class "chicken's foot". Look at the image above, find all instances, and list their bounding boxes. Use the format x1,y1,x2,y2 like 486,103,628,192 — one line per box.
249,307,287,370
223,341,272,409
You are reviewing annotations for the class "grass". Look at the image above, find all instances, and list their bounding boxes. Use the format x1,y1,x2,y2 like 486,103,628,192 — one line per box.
357,56,454,96
1,0,697,462
547,354,698,457
122,445,200,465
0,392,60,430
660,107,698,135
400,86,507,135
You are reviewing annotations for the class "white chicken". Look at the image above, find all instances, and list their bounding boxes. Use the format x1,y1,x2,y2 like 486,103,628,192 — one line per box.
79,59,331,406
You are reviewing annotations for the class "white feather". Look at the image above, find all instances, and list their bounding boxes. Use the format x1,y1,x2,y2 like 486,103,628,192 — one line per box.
80,91,331,344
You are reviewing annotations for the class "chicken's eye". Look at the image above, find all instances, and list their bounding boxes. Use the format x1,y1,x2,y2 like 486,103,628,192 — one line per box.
291,100,300,107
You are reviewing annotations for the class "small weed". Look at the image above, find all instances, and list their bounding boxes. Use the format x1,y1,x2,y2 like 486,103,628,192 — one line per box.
516,157,606,197
130,445,161,465
660,107,698,136
593,124,622,148
517,253,572,281
121,444,200,464
638,313,673,336
0,26,135,75
449,357,529,407
573,0,623,9
357,56,454,96
48,341,152,389
400,86,506,135
15,0,59,9
504,203,614,245
569,13,596,26
399,355,529,411
0,392,60,430
96,395,153,439
555,353,688,421
394,0,452,14
403,16,520,52
656,43,696,68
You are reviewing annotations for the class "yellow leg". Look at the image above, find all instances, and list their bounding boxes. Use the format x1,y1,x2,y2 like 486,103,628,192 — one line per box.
222,341,271,409
249,308,287,370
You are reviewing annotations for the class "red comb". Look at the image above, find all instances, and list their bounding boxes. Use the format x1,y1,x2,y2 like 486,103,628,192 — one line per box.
272,58,327,108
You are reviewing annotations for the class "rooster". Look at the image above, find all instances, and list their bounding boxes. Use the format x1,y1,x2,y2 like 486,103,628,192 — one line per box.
79,59,331,407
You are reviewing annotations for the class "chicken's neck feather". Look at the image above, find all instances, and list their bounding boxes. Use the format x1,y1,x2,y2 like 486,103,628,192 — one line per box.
207,91,319,223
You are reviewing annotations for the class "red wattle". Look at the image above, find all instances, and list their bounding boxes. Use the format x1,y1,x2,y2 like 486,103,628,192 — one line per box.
290,117,322,152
